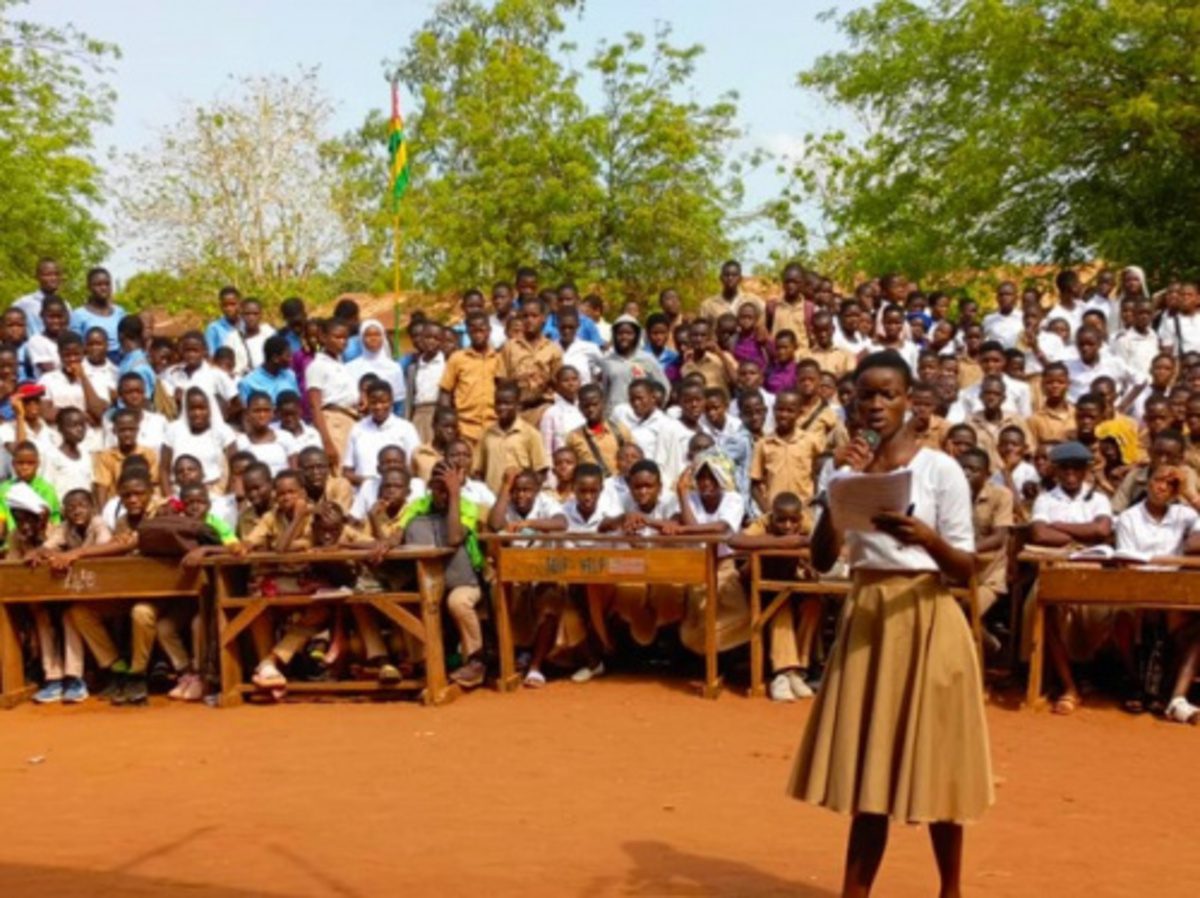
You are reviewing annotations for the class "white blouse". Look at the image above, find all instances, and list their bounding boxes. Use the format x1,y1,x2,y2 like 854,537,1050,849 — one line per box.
832,447,975,573
306,354,359,409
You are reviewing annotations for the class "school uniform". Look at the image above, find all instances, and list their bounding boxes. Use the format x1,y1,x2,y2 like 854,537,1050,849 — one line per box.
678,491,750,655
957,355,984,389
1064,354,1142,403
349,475,428,523
474,417,548,496
271,421,323,454
41,444,94,500
961,373,1033,418
164,363,237,424
162,418,236,488
699,291,763,322
1158,310,1200,355
498,335,562,423
911,416,950,451
560,338,603,387
1111,464,1200,514
405,352,446,443
539,394,585,456
1112,328,1161,375
806,346,856,378
437,347,499,443
971,481,1014,613
967,412,1033,473
234,431,299,477
305,353,360,459
768,299,811,349
680,353,730,392
795,399,841,448
1026,403,1076,446
790,448,993,824
610,405,684,489
565,420,631,477
749,428,823,504
982,309,1024,349
345,415,421,480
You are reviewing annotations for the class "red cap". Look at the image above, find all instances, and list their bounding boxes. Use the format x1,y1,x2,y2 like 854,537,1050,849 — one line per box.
15,383,45,400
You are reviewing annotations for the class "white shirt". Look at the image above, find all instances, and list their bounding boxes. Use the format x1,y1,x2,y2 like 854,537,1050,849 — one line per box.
271,422,323,453
162,418,236,485
165,363,236,422
1031,484,1112,525
411,353,446,405
618,490,679,527
85,358,119,400
562,492,621,545
611,405,684,489
539,394,585,456
833,326,868,354
224,325,276,376
1044,301,1086,339
982,310,1024,349
235,431,299,477
683,490,745,557
1086,295,1123,337
1115,501,1199,558
828,448,975,572
487,316,509,351
461,478,497,510
865,340,918,371
13,292,71,337
1022,330,1067,375
503,492,565,526
1112,328,1161,375
305,354,359,409
345,415,422,478
25,334,60,371
990,461,1038,495
961,374,1033,418
41,444,94,499
38,370,86,413
103,409,168,450
350,474,428,521
560,339,603,386
1159,312,1200,355
1063,354,1141,402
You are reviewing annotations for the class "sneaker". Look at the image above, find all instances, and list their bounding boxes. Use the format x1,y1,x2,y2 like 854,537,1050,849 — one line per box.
523,669,547,689
109,675,129,706
62,678,89,704
769,673,796,702
1166,696,1200,725
172,672,204,702
786,670,814,699
252,659,287,690
99,670,125,702
449,658,486,689
33,680,63,704
123,675,149,706
570,662,605,684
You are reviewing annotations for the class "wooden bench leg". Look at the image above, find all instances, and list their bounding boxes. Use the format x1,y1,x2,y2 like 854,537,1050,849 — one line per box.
749,582,763,698
215,573,245,708
0,604,31,709
417,558,459,706
494,581,520,693
701,551,721,699
1025,600,1046,710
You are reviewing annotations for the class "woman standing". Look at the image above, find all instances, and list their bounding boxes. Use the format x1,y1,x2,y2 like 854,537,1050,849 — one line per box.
790,351,992,898
346,319,406,416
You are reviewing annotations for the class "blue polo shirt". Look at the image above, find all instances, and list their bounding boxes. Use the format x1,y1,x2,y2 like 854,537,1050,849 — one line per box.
205,317,240,356
239,365,300,405
71,304,127,361
543,313,603,345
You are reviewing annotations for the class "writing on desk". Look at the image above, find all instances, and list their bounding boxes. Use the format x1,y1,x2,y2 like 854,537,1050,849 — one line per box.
64,568,97,593
535,556,647,577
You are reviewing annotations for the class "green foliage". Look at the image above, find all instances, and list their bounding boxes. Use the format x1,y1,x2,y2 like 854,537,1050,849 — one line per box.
790,0,1200,286
0,0,116,299
332,0,744,305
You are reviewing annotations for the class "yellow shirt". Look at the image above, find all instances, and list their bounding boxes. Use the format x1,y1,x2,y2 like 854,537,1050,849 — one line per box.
750,429,823,502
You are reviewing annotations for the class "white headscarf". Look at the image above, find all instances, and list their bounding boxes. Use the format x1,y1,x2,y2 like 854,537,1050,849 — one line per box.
346,319,406,405
1117,265,1150,301
6,482,48,515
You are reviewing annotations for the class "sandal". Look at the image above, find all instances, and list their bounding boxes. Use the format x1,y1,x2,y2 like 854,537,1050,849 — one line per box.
523,670,547,689
252,660,287,690
1052,693,1080,716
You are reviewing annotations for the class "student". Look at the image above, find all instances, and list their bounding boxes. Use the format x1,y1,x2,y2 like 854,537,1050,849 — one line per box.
790,351,991,898
597,316,669,412
611,378,684,489
437,311,499,445
306,318,359,470
25,297,71,374
487,468,579,688
730,302,773,372
205,286,243,357
680,319,732,392
1112,298,1161,374
54,470,158,704
1065,324,1140,403
982,281,1023,348
13,258,66,337
730,492,819,702
236,392,299,477
0,441,61,534
1110,429,1197,513
699,259,762,321
498,295,561,425
410,407,459,482
565,383,632,476
1027,362,1076,446
546,446,578,503
673,454,751,659
1159,281,1200,355
832,299,869,355
967,375,1033,472
1046,268,1086,339
1026,441,1115,715
763,329,798,394
909,380,950,451
444,438,497,510
539,365,585,456
238,334,298,406
39,332,108,426
866,305,918,370
807,311,857,378
793,360,841,445
222,296,275,376
42,408,93,500
298,446,354,513
768,263,812,348
959,448,1013,625
956,323,985,388
103,372,169,452
10,485,95,704
70,267,126,361
347,319,406,416
404,321,446,442
165,330,239,426
160,387,236,496
343,380,421,488
750,390,823,512
80,324,117,401
961,340,1033,418
472,380,548,496
643,312,681,380
554,307,604,384
272,390,322,454
701,387,752,508
350,446,426,522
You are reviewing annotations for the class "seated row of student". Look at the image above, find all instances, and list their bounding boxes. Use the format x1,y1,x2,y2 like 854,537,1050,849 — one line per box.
1022,440,1200,719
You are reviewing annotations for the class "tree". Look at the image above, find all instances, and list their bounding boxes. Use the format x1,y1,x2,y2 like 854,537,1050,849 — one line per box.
331,0,745,303
790,0,1200,285
0,0,116,300
116,68,351,309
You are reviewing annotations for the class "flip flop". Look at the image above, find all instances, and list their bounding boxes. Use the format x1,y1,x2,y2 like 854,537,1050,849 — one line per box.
523,670,547,689
1052,694,1080,716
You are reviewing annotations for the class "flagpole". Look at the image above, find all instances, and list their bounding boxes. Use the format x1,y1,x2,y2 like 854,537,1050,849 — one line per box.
392,213,402,356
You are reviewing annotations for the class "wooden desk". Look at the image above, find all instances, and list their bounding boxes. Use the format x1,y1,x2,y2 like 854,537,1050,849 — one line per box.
1023,552,1200,707
745,549,984,698
484,534,724,697
201,547,454,706
0,557,203,708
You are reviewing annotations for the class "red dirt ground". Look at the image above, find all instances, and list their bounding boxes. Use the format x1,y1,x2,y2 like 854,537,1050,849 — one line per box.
0,679,1195,898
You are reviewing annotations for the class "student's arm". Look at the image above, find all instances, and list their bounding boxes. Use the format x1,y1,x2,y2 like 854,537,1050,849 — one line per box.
1048,516,1113,544
77,368,107,426
158,444,175,497
509,514,568,534
976,525,1009,554
48,532,139,571
276,506,311,553
808,505,842,573
442,468,467,549
308,387,339,469
487,468,519,533
598,513,627,533
750,480,769,516
728,531,809,551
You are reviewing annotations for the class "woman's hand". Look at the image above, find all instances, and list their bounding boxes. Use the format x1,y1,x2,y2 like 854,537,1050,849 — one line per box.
871,511,936,548
836,436,875,472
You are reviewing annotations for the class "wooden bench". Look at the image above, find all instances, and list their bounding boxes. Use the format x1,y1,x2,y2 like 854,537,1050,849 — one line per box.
201,547,455,706
745,549,986,698
1023,552,1200,708
484,534,725,697
0,557,204,708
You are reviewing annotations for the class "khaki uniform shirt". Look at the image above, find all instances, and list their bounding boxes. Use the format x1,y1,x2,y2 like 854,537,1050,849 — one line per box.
768,300,811,349
474,418,549,496
94,446,159,497
680,353,731,391
565,420,632,477
498,336,562,407
750,428,824,503
1027,404,1076,446
806,346,856,378
438,347,500,440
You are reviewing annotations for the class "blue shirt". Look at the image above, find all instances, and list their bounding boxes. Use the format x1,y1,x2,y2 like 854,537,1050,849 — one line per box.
117,347,156,399
544,313,603,346
71,304,127,362
283,329,304,354
239,365,300,405
205,318,240,357
342,334,364,362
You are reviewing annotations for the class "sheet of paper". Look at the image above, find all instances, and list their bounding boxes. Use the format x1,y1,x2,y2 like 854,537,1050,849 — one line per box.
827,468,913,534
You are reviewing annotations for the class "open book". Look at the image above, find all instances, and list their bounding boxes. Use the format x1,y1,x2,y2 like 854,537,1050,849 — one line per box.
1067,545,1152,564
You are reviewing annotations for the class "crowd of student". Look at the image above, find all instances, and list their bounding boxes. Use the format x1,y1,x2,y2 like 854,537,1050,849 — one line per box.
2,256,1199,722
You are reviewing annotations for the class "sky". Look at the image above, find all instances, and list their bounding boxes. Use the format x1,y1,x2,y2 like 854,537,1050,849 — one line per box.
23,0,861,280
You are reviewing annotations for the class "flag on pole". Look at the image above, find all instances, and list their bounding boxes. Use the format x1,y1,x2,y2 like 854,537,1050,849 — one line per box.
388,81,410,212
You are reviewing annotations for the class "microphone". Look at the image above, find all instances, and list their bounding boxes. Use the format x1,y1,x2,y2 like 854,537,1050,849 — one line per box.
860,429,881,451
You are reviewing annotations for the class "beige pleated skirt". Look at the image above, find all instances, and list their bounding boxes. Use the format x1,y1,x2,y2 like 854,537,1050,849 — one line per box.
788,570,994,824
